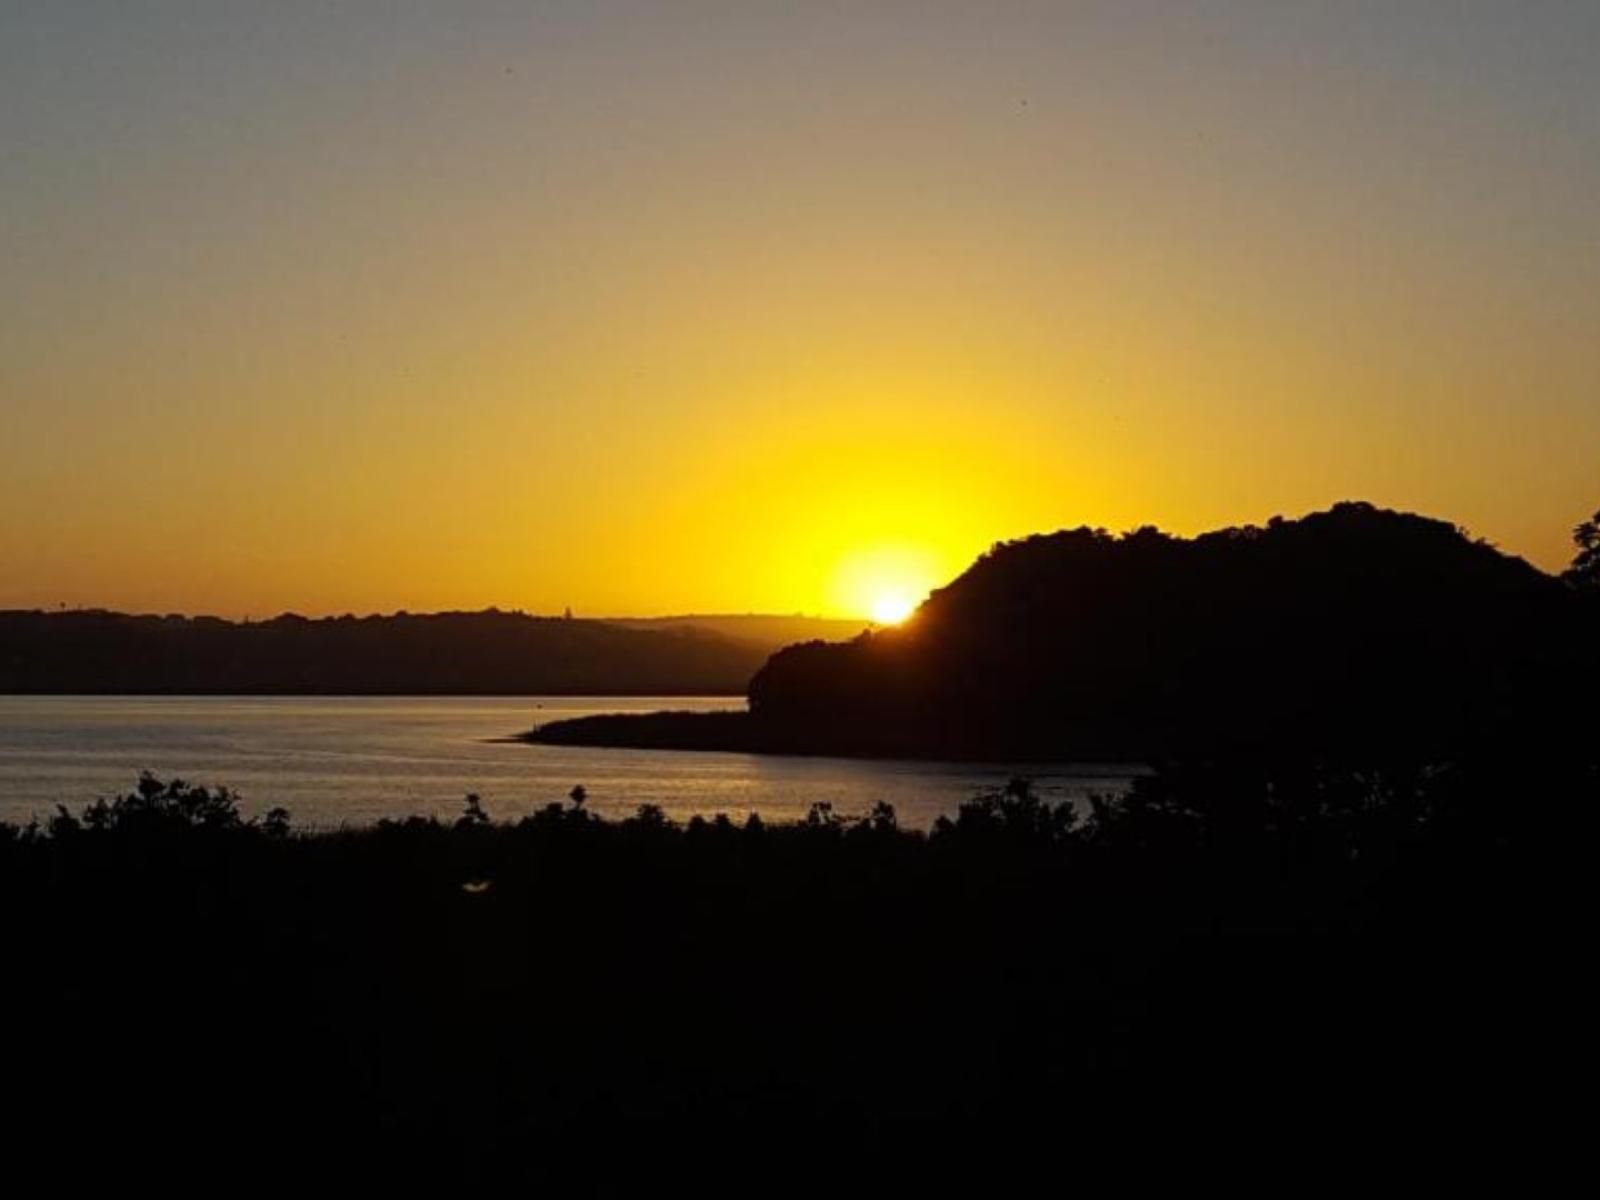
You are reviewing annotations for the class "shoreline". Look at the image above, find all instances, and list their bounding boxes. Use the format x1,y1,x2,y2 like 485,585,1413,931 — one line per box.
520,708,1158,767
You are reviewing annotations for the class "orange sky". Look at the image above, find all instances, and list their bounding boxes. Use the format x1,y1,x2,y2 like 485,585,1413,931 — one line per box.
3,4,1596,618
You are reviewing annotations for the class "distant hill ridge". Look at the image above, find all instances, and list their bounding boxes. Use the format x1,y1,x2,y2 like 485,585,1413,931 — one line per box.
0,608,779,695
606,614,870,649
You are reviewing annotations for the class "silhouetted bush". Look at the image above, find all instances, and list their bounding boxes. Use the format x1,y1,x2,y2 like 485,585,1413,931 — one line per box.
1567,507,1600,591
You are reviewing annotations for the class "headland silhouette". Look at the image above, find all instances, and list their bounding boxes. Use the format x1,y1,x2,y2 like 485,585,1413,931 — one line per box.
528,502,1597,761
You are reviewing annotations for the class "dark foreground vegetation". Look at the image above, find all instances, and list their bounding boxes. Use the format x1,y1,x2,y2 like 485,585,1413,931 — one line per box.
0,607,769,694
532,502,1600,760
4,752,1586,1182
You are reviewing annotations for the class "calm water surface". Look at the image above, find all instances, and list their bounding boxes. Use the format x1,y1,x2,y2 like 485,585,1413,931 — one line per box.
0,696,1139,830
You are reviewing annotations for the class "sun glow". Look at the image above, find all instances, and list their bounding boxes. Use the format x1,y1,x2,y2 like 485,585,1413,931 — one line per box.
830,544,939,625
871,591,918,625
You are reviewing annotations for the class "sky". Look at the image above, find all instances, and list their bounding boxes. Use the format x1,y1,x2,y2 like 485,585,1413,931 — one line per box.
3,1,1597,619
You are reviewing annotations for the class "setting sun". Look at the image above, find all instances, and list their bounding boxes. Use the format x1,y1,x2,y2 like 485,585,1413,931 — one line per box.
871,591,918,626
830,545,941,624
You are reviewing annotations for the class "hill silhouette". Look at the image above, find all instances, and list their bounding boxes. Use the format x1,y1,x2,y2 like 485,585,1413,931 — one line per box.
0,608,768,695
531,502,1595,760
606,612,871,648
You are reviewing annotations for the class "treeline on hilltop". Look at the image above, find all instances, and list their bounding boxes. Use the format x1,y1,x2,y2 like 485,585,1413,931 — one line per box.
0,607,769,695
1,757,1584,1179
533,502,1600,760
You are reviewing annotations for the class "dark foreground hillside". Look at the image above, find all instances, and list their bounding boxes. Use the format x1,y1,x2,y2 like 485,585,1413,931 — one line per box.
0,607,767,694
4,756,1582,1183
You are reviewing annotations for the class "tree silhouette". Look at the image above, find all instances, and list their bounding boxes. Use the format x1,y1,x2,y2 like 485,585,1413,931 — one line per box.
1567,509,1600,590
